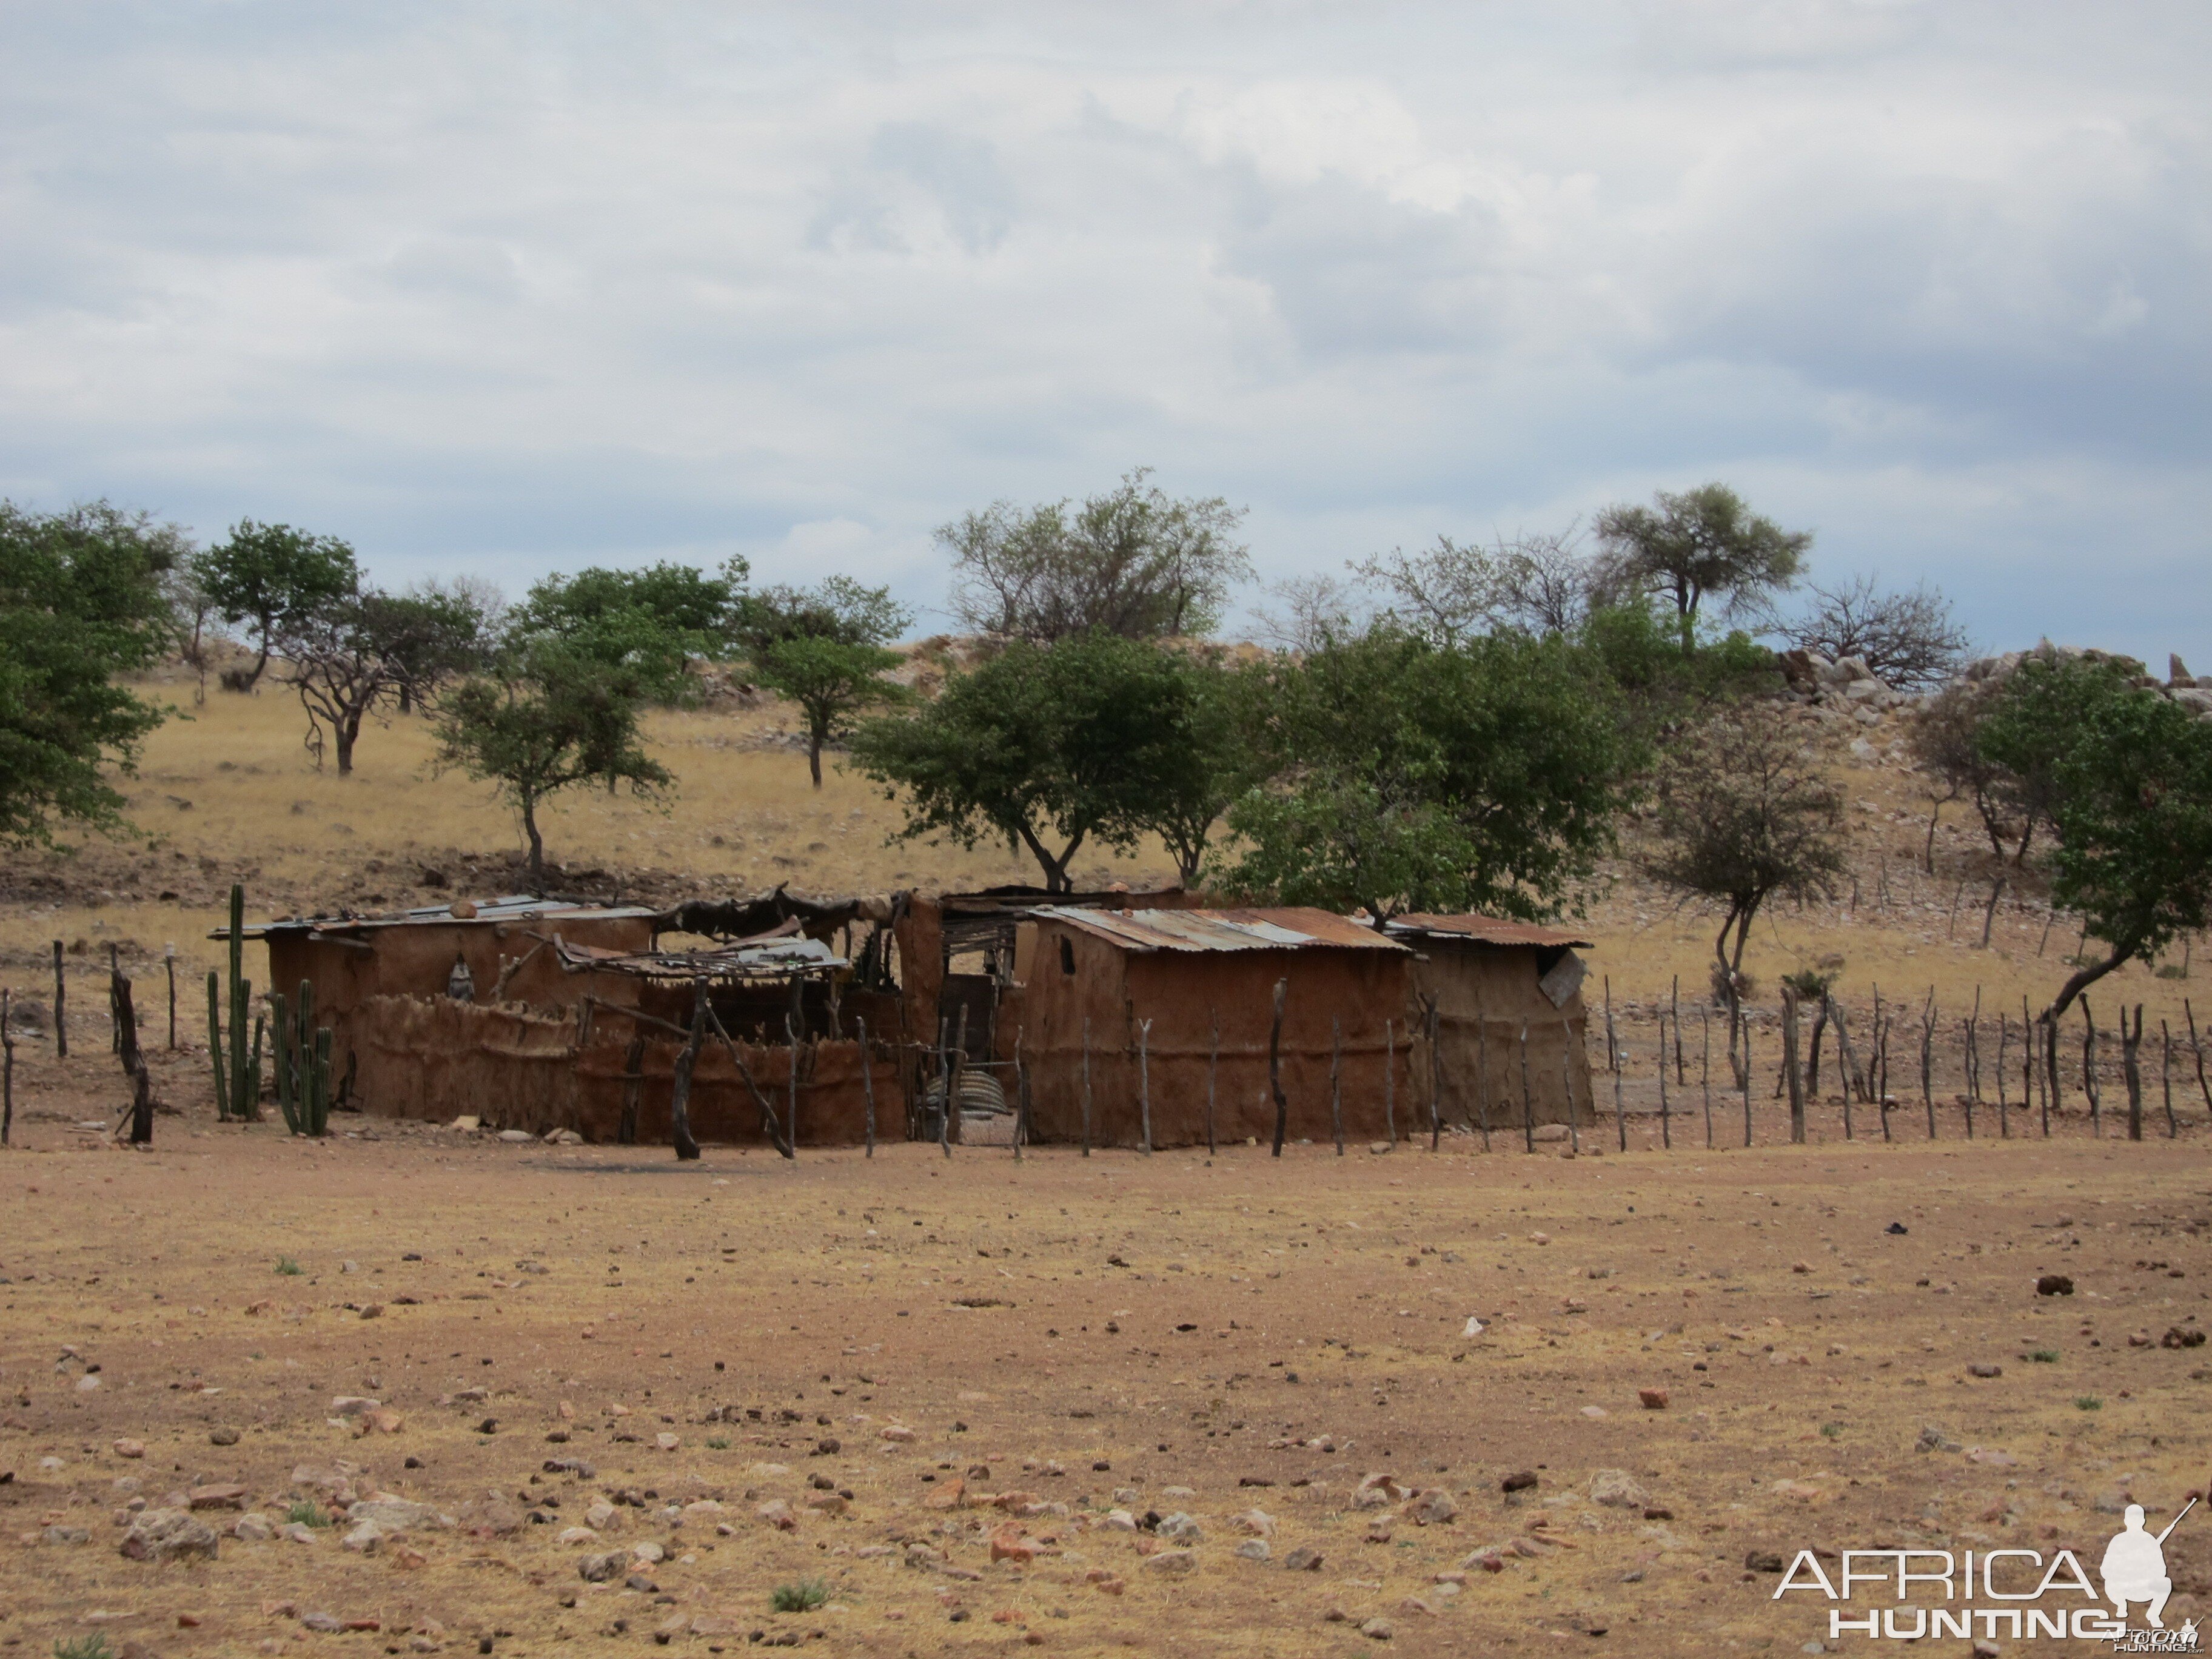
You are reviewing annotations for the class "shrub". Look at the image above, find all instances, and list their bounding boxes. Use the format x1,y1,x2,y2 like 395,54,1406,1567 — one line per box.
771,1578,829,1613
55,1638,114,1659
2075,1396,2103,1412
274,1256,302,1276
286,1499,331,1527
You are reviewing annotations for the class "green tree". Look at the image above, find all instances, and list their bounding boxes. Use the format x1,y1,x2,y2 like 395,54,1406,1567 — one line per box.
743,577,912,787
515,558,750,703
1211,624,1642,922
0,500,181,847
1595,483,1809,654
194,518,360,689
850,631,1202,892
1640,700,1849,1008
944,469,1250,642
1976,653,2212,1021
279,588,492,776
432,643,672,882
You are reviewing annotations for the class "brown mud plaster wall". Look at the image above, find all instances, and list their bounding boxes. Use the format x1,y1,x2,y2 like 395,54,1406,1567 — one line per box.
349,993,894,1145
1008,923,1416,1148
266,914,648,1084
1410,943,1593,1131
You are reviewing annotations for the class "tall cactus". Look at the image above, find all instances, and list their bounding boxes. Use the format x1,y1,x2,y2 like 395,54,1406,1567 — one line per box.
269,990,295,1132
307,1026,333,1137
269,979,327,1136
207,970,230,1120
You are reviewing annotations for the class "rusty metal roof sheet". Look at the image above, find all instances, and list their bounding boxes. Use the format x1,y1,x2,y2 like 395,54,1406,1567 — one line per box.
220,896,659,942
1386,913,1594,949
1034,906,1408,954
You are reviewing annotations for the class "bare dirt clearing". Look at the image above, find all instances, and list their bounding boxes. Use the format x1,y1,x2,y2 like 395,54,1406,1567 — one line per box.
5,1054,2212,1657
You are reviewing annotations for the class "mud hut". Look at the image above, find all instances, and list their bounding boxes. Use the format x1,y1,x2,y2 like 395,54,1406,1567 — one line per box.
1384,913,1594,1134
1002,906,1415,1150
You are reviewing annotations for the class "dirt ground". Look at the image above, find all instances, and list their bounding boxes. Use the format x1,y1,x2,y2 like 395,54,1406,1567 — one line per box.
6,1037,2212,1658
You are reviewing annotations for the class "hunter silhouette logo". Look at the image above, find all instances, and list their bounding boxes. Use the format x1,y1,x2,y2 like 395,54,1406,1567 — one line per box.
2103,1500,2192,1629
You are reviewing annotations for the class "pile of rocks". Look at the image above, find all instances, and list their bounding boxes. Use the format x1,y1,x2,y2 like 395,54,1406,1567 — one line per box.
1964,646,2212,720
1775,651,1915,726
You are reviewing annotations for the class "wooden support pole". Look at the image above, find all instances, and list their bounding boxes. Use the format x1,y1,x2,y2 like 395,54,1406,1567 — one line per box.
1426,994,1441,1151
2082,997,2100,1137
857,1013,876,1158
2162,1019,2177,1139
2188,1000,2212,1118
1996,1013,2009,1139
1698,1013,1716,1159
165,947,176,1050
1782,987,1804,1145
1920,990,1937,1141
1473,1006,1490,1151
1329,1017,1343,1156
1381,1019,1394,1148
1980,877,2005,949
785,1011,803,1152
943,1004,965,1159
698,998,790,1158
1,988,13,1145
1518,1021,1534,1154
1011,1023,1025,1163
617,1031,645,1145
1672,974,1684,1085
1269,980,1289,1158
1207,1010,1219,1157
1560,1026,1578,1155
1741,1014,1753,1148
2122,1003,2144,1142
668,980,704,1161
1609,999,1626,1151
1082,1016,1093,1158
1657,1013,1672,1150
113,966,151,1145
52,940,65,1059
1138,1017,1154,1155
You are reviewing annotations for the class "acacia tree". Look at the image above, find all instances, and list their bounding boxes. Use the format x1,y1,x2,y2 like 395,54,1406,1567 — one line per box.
1595,483,1809,654
281,589,490,775
1212,624,1641,923
850,631,1204,891
1976,654,2212,1022
516,558,750,703
743,577,911,787
433,643,671,882
1641,701,1848,1066
0,500,181,847
194,519,358,689
944,469,1251,642
1907,680,2049,865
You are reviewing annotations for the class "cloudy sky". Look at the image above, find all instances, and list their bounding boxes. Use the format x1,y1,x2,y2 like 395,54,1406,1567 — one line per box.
4,1,2206,659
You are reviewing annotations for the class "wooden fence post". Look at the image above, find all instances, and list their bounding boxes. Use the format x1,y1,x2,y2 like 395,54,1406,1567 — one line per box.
1920,990,1937,1141
53,940,65,1060
2187,999,2212,1118
2122,1004,2144,1142
1426,994,1441,1151
1328,1017,1342,1156
2162,1019,2177,1139
1560,1028,1578,1155
2082,998,2100,1137
1518,1021,1534,1154
1138,1017,1154,1155
1657,1013,1672,1149
1381,1019,1395,1148
617,1031,645,1145
165,945,176,1050
1012,1024,1026,1163
1741,1016,1753,1148
1700,1008,1714,1149
1996,1013,2009,1139
1269,980,1289,1158
1606,996,1625,1151
1207,1010,1219,1157
668,980,705,1161
1,988,12,1147
1671,974,1684,1085
1782,987,1804,1145
856,1014,876,1158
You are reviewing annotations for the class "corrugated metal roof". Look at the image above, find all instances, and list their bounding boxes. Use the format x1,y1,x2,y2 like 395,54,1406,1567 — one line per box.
553,934,845,980
1035,906,1407,954
1386,913,1594,949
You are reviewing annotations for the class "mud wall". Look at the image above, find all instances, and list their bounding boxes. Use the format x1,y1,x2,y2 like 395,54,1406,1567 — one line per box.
348,993,896,1146
1008,923,1419,1149
1409,943,1592,1131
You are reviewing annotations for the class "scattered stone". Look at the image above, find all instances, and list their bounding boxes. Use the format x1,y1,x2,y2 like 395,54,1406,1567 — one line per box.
1282,1545,1324,1572
44,1524,91,1544
1155,1512,1202,1541
1403,1489,1457,1526
1966,1363,2003,1379
2164,1327,2208,1350
1745,1550,1786,1573
234,1512,272,1541
209,1427,241,1447
347,1498,443,1535
1366,1516,1396,1544
1236,1539,1270,1561
1638,1388,1669,1410
1589,1470,1647,1509
578,1552,622,1583
187,1484,247,1510
330,1396,380,1417
1501,1470,1538,1493
1229,1509,1276,1538
1915,1426,1963,1454
1886,1223,1908,1236
1579,1406,1609,1420
112,1438,146,1459
119,1509,220,1562
1141,1549,1198,1576
756,1499,796,1531
1358,1617,1393,1641
2037,1275,2075,1296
